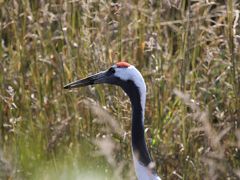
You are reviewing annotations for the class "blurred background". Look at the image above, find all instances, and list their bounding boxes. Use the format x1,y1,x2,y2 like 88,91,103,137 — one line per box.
0,0,240,179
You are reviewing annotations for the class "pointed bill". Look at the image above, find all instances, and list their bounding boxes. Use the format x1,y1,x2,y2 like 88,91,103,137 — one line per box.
64,71,107,89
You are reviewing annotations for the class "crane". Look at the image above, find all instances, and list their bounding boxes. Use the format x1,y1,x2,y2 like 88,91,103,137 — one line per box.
64,62,161,180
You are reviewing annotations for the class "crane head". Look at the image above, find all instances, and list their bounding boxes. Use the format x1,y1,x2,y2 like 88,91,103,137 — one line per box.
64,62,146,93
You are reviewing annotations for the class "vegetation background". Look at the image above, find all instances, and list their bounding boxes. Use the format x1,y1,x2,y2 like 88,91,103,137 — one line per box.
0,0,240,179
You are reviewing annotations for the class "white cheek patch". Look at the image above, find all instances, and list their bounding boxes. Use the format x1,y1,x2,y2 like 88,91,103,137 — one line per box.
114,66,147,115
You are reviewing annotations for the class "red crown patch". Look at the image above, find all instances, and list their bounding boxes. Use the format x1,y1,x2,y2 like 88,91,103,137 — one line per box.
116,61,131,68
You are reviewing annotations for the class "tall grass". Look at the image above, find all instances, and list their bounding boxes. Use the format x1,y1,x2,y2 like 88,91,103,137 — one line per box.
0,0,239,179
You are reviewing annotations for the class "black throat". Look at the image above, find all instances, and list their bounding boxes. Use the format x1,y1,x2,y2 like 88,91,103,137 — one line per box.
118,79,152,167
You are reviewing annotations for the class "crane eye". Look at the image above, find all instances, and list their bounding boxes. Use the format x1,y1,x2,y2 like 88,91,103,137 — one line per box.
108,67,115,74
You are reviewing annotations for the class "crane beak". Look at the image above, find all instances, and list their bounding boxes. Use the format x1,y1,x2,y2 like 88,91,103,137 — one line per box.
64,71,108,89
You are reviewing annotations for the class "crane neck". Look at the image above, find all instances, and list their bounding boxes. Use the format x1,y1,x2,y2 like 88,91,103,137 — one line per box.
125,81,152,167
120,79,160,179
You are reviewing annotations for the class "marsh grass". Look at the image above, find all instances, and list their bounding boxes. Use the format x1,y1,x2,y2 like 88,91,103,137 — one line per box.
0,0,240,179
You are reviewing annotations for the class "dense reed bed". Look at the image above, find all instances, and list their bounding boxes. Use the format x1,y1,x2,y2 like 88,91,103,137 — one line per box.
0,0,239,179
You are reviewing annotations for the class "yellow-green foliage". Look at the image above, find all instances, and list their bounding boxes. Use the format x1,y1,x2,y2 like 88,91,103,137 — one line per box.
0,0,240,179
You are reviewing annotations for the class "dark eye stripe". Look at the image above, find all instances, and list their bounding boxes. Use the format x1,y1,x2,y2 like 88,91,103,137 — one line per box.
106,67,115,75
